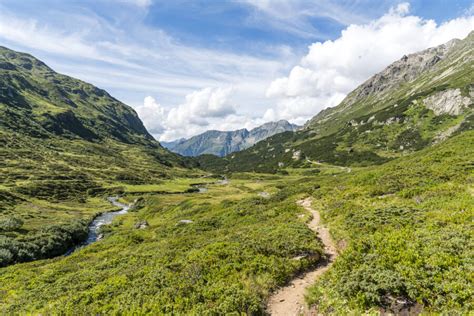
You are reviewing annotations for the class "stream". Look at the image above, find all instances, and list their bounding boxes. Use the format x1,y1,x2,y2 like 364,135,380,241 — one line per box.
65,196,130,255
67,183,212,256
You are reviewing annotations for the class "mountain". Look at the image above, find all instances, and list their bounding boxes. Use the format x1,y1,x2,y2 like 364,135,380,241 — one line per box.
1,38,473,315
162,120,300,157
0,47,155,144
198,32,474,173
0,46,197,266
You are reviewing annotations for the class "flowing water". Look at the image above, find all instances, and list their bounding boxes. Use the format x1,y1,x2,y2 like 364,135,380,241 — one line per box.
65,196,130,255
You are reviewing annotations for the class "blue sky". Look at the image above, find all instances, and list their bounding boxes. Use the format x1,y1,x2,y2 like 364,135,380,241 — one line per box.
0,0,473,140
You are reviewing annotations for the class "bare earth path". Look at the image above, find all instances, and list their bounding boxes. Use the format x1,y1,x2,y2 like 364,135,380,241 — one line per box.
267,198,338,316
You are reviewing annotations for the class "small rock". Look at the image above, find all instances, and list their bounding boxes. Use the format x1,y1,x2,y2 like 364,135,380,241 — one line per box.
259,192,270,198
134,220,149,229
292,150,302,160
178,219,193,224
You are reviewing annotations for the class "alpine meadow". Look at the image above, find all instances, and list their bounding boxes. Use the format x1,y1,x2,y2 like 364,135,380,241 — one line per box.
0,1,473,315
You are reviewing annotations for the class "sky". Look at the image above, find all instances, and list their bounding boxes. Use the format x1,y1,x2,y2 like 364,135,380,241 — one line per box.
0,0,473,141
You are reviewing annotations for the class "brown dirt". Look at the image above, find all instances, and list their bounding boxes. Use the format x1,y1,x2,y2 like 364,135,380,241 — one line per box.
266,198,338,316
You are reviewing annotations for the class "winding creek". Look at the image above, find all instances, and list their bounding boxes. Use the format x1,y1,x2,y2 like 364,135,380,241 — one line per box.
66,184,216,255
66,197,130,255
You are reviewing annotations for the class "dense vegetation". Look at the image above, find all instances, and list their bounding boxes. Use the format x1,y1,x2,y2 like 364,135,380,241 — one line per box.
306,130,474,314
0,46,198,266
0,175,325,314
1,131,472,313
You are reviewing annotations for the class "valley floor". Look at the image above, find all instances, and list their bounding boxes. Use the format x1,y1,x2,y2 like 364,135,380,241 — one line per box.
0,172,325,314
1,131,473,314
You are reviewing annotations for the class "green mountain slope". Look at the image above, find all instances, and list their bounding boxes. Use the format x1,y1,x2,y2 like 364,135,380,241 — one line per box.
1,124,472,315
162,120,299,157
0,46,197,266
199,32,473,173
305,129,474,313
0,46,154,144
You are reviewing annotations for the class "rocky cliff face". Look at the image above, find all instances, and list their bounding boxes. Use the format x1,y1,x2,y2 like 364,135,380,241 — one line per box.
306,31,473,131
423,88,472,115
162,120,299,157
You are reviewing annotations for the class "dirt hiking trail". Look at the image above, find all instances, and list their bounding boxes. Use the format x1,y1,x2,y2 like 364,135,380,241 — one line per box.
266,197,338,316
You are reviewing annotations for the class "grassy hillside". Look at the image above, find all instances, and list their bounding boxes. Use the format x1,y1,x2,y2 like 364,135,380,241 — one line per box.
0,174,325,314
1,130,472,314
0,46,154,144
198,32,473,174
306,130,474,314
0,46,198,266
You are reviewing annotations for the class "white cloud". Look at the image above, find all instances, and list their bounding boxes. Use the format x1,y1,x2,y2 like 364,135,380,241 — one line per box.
265,2,474,122
136,96,167,134
136,87,262,141
263,94,345,125
466,4,474,16
239,0,371,39
0,6,287,114
390,2,410,15
115,0,152,8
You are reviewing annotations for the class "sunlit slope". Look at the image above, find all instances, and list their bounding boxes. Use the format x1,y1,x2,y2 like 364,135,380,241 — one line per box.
199,32,473,173
0,46,197,266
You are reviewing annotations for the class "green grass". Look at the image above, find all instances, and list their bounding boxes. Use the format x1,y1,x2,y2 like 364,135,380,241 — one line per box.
0,175,324,315
121,178,216,193
305,130,474,314
2,131,472,314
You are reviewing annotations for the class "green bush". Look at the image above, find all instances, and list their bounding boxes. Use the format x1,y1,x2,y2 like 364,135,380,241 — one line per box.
0,216,23,231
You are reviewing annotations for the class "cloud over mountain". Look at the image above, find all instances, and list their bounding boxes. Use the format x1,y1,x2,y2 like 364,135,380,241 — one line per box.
264,3,474,124
136,87,266,141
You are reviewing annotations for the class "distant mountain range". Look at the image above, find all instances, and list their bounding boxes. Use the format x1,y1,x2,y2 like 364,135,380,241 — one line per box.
161,120,300,157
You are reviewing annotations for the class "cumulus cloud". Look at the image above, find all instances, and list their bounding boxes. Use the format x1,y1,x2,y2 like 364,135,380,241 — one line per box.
135,87,263,141
136,96,167,134
265,2,474,123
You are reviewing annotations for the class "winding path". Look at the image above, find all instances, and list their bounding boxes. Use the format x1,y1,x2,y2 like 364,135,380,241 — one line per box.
267,198,338,316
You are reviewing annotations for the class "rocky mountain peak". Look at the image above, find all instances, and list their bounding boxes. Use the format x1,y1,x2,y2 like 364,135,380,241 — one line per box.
348,38,458,103
306,33,472,129
162,120,299,157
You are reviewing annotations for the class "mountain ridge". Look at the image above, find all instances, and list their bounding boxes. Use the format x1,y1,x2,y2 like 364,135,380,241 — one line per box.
197,32,473,173
304,34,471,132
162,119,300,157
0,46,157,145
